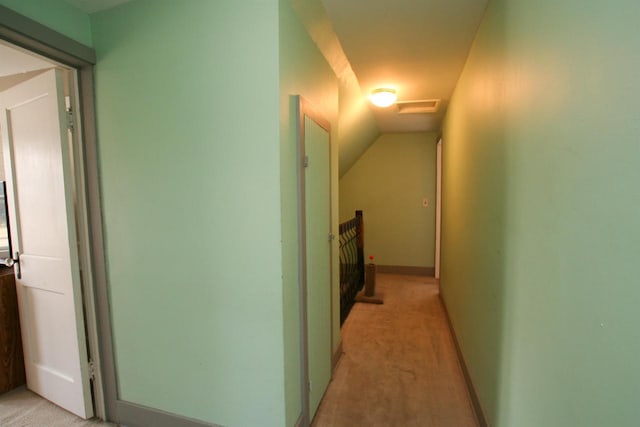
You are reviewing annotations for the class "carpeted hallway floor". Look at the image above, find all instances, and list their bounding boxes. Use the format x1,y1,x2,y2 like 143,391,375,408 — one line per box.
312,273,479,427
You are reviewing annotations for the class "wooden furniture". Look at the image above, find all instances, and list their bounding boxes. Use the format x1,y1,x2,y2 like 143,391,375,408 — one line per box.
0,267,25,393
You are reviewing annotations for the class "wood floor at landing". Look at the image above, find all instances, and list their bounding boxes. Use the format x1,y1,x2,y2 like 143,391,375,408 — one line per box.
312,274,479,427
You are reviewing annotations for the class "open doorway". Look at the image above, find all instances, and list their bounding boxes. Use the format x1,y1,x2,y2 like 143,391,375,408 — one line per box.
0,40,105,421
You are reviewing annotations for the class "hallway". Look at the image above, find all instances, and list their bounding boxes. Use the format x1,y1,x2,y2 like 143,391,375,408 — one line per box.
313,274,478,427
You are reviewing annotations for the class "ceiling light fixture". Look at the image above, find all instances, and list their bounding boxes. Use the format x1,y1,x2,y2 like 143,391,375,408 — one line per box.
369,88,397,108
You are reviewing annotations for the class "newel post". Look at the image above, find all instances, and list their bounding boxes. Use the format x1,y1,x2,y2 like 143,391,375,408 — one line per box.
356,210,364,286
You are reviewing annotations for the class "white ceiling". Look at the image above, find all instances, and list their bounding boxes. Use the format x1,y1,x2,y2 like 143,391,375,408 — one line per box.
322,0,488,132
0,42,52,78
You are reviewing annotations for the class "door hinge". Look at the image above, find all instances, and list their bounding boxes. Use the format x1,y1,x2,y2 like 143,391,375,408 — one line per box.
66,109,74,131
304,155,309,168
308,381,312,392
328,233,335,242
88,359,96,380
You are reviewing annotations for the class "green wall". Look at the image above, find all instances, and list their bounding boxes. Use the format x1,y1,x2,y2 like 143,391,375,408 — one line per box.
441,0,640,426
340,132,438,268
279,1,339,424
337,77,380,177
4,0,347,424
0,0,92,46
92,1,285,425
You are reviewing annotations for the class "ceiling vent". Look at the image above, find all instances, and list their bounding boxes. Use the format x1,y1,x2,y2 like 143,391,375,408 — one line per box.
396,99,441,114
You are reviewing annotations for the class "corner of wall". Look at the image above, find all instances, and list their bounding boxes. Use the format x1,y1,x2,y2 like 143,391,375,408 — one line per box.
0,0,93,46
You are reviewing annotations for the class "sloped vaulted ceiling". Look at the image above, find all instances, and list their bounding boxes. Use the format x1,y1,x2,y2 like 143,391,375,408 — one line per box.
322,0,488,133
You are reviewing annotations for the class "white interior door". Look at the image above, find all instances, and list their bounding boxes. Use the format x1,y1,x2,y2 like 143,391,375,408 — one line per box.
0,69,94,418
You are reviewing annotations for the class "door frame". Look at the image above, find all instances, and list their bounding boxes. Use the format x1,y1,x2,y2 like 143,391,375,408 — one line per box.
435,138,443,279
294,95,333,426
0,6,112,420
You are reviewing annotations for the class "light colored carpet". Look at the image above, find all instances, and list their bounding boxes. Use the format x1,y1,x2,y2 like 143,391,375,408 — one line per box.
0,386,115,427
312,274,479,427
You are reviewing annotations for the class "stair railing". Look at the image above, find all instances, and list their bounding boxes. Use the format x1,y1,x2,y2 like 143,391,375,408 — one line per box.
338,210,364,324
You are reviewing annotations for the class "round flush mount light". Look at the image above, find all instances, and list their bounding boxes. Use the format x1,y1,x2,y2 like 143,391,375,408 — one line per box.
369,88,397,108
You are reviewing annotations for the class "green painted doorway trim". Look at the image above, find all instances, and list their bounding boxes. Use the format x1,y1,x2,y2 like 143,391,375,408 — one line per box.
294,95,334,426
0,3,110,418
